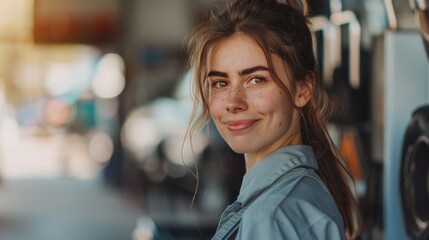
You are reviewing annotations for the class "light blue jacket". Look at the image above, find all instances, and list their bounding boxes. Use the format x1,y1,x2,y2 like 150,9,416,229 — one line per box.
212,145,346,240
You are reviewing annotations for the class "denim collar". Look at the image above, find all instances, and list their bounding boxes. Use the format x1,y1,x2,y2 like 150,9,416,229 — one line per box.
237,145,318,206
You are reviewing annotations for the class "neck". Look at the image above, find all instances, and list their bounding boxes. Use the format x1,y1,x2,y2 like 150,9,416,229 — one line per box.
244,154,258,171
244,135,302,171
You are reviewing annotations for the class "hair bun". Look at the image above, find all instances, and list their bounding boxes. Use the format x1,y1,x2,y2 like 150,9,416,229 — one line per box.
278,0,309,16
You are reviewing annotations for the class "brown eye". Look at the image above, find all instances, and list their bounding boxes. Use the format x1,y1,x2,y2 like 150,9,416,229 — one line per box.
249,76,266,85
212,80,228,88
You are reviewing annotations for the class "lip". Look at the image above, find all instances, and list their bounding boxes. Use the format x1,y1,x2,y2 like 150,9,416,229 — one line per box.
224,119,259,132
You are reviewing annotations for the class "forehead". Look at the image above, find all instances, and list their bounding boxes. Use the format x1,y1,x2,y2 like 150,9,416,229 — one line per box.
208,33,268,70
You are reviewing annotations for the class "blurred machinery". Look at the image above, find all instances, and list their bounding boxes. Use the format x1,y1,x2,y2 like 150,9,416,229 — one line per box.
372,0,429,239
400,105,429,240
398,1,429,239
311,1,429,239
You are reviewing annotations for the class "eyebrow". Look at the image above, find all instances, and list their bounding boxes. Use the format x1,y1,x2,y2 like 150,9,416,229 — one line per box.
207,65,270,78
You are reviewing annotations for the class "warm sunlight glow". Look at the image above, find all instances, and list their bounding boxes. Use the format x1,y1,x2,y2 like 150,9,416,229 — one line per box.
0,0,33,40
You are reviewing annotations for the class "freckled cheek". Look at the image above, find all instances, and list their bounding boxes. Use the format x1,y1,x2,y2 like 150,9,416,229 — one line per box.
272,110,292,131
252,91,290,127
209,98,227,131
252,91,284,111
209,96,226,117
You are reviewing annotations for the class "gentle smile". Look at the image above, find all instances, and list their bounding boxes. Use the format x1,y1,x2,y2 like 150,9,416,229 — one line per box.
224,120,259,132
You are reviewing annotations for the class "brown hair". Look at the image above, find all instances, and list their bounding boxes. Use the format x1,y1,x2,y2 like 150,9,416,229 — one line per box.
186,0,362,238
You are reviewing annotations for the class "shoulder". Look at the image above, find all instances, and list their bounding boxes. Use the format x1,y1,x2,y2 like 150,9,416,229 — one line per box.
250,167,338,217
239,168,346,239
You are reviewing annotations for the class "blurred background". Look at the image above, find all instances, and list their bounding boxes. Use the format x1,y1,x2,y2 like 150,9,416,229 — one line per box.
0,0,428,239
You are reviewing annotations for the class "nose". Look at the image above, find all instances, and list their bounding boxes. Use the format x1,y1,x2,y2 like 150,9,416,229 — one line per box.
226,85,247,113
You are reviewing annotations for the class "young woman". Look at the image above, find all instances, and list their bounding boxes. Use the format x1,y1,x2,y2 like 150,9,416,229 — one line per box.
186,0,362,239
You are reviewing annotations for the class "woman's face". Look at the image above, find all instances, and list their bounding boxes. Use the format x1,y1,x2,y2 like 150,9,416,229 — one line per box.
207,33,303,167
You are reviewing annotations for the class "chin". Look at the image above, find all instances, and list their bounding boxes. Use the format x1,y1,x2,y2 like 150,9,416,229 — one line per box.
227,143,254,154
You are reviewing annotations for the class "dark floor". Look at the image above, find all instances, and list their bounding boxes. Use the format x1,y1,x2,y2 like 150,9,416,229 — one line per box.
0,178,143,240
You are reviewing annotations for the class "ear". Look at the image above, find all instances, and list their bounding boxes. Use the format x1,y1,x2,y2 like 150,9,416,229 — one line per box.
294,75,314,108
